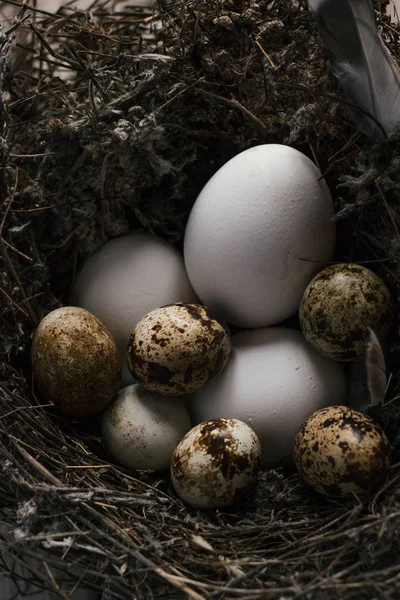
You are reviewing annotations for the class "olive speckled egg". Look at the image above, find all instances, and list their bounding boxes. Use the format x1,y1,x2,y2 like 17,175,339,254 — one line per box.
294,406,391,497
171,418,261,508
31,306,120,417
126,303,232,395
299,263,393,361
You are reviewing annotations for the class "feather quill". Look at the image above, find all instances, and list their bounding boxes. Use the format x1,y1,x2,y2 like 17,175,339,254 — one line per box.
307,0,400,137
366,327,387,406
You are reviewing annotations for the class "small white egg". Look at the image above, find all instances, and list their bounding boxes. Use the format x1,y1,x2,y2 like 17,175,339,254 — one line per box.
187,327,347,468
101,384,192,471
72,231,198,386
171,418,261,509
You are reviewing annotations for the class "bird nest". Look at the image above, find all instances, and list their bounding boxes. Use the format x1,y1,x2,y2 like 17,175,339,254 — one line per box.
1,1,400,598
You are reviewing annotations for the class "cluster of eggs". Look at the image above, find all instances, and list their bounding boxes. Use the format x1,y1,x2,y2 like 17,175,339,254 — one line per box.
31,144,393,506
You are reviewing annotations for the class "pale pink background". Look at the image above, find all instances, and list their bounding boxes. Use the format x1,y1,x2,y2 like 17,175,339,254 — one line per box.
388,0,400,19
1,0,151,20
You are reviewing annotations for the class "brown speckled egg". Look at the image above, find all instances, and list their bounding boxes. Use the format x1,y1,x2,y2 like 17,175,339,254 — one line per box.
171,418,261,508
294,406,391,497
32,306,120,417
126,303,232,395
299,263,393,361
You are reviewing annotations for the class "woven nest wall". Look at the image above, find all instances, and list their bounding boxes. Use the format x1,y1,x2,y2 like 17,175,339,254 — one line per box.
1,0,400,598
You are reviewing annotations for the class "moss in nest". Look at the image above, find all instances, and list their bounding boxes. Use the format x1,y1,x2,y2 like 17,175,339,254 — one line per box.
1,1,400,599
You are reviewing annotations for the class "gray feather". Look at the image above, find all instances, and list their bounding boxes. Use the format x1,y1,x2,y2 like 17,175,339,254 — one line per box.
307,0,400,137
366,327,386,406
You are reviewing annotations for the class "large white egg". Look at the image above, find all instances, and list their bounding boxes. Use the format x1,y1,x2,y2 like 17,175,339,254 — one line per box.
184,144,336,328
186,327,347,468
71,231,198,386
102,384,192,472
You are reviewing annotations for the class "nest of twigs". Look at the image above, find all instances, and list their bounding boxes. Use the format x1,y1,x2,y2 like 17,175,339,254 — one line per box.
1,0,400,598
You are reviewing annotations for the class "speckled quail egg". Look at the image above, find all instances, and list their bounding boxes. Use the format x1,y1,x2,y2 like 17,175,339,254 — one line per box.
101,384,192,471
126,303,232,395
31,306,120,417
294,405,391,497
171,418,261,509
299,263,393,361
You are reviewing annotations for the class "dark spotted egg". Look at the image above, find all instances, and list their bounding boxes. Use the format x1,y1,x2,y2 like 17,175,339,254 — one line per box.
299,263,392,361
294,406,391,497
171,418,261,508
126,303,232,395
31,307,120,417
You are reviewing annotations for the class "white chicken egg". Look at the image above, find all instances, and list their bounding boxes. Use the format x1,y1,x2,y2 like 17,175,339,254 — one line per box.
101,384,192,472
184,144,335,328
186,327,347,468
71,231,198,386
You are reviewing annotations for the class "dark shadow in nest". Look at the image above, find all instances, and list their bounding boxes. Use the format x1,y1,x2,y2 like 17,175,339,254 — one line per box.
1,1,400,599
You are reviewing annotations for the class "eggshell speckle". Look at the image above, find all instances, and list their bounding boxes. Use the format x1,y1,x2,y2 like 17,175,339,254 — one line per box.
101,384,192,471
72,231,198,386
184,144,336,328
294,406,391,497
300,263,393,361
171,418,261,509
126,303,232,395
187,327,346,468
31,306,120,417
